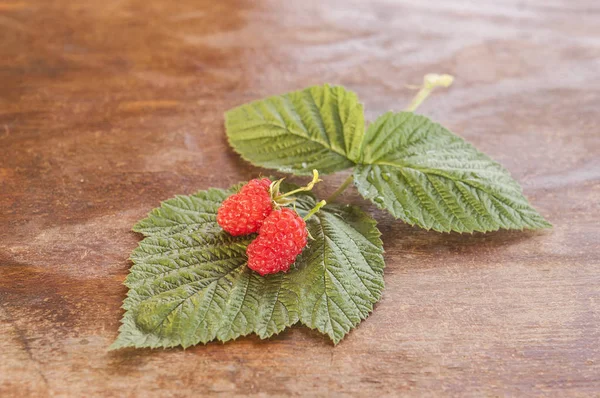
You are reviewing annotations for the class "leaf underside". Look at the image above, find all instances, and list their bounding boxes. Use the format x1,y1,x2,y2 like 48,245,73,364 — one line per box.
112,185,384,349
353,112,551,233
225,84,364,175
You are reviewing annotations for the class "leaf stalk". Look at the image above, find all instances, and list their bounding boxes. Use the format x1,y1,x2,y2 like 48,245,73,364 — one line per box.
405,73,454,112
303,200,327,221
326,174,354,202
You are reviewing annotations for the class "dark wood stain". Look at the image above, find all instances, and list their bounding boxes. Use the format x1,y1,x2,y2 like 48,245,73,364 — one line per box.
1,0,599,396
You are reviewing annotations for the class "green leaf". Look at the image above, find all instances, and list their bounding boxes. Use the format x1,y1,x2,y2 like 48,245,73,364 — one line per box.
354,112,551,233
111,230,301,349
112,184,384,349
225,84,364,175
131,186,240,237
293,198,385,344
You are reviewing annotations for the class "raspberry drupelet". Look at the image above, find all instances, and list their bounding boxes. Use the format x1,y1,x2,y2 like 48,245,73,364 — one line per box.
246,208,308,276
217,178,272,236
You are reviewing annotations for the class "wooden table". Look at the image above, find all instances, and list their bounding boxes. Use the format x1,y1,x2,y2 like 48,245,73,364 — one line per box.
1,0,599,396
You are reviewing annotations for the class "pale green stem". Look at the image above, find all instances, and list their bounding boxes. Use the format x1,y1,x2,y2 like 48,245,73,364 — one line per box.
326,174,354,203
303,200,326,221
405,73,454,112
275,169,321,200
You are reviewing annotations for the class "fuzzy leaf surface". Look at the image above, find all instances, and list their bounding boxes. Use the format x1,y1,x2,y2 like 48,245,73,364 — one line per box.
354,112,551,232
292,197,385,344
112,184,384,348
225,84,364,175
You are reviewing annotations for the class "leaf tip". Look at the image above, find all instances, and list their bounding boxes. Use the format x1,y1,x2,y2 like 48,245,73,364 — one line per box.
539,218,553,229
108,338,129,351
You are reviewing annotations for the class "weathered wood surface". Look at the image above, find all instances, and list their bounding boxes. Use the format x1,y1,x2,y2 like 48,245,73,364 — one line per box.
1,0,599,396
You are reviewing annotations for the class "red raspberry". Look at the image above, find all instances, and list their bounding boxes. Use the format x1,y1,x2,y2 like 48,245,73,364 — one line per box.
247,208,308,276
217,178,272,236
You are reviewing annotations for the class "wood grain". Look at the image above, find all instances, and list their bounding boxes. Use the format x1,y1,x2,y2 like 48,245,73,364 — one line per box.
1,0,599,396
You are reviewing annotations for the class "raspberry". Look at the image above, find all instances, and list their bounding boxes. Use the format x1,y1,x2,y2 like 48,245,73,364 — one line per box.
217,178,272,236
247,208,308,275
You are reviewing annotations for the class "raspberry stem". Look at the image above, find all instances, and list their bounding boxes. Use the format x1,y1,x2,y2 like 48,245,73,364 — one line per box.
276,169,321,199
271,170,322,207
405,73,454,112
303,200,326,221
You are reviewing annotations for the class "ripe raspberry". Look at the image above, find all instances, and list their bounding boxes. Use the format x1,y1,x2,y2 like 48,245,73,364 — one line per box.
247,208,308,276
217,178,272,236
